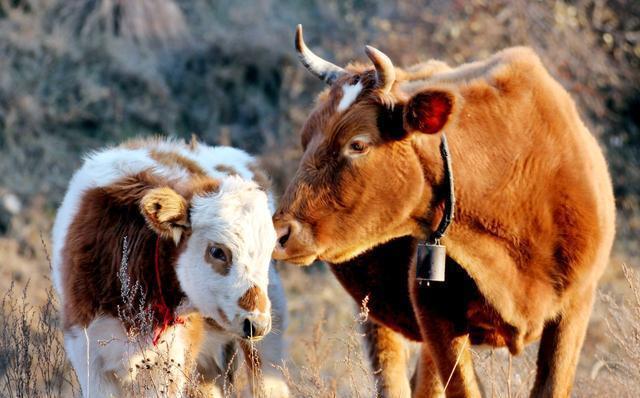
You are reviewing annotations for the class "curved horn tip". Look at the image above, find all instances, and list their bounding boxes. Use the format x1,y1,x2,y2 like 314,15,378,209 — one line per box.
364,45,392,64
365,45,396,95
294,24,346,85
295,24,304,51
364,45,376,57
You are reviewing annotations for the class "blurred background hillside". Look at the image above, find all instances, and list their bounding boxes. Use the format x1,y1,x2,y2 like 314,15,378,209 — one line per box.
0,0,639,396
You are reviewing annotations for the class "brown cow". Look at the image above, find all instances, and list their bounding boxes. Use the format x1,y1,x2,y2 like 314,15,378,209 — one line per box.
273,25,615,397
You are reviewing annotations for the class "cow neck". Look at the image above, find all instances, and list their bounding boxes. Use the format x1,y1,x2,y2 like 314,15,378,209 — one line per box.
415,133,455,286
425,133,455,244
152,236,184,346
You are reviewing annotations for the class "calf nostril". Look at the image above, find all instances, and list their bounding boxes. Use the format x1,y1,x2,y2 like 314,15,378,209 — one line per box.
243,318,255,338
277,225,291,248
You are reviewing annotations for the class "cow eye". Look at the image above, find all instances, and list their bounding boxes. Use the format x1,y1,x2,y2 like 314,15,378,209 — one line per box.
209,246,227,262
345,135,372,157
350,141,367,152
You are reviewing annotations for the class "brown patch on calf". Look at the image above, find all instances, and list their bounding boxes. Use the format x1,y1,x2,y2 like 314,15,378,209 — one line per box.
150,149,207,176
172,174,220,199
247,162,271,191
61,172,187,329
203,316,225,332
237,285,268,313
217,308,230,324
215,165,240,176
60,165,220,331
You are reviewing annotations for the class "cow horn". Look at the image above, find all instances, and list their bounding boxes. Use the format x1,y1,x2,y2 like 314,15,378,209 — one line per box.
365,45,396,93
295,24,346,85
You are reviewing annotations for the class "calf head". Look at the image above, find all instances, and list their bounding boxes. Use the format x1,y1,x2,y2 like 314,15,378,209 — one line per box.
141,176,275,340
273,25,458,265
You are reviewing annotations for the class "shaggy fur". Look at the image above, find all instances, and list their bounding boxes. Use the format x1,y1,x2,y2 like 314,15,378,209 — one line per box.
274,45,615,398
52,137,289,397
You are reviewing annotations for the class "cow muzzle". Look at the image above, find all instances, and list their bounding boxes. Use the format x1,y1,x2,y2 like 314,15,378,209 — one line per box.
241,313,271,341
272,216,319,265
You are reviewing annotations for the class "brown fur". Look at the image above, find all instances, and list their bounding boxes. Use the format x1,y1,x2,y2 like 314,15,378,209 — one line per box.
362,319,413,397
248,161,272,191
150,149,208,176
140,186,190,241
61,162,219,331
215,164,240,176
275,47,616,397
237,285,268,312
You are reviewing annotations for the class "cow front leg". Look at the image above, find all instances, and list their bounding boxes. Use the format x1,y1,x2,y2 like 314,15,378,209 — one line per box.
531,285,596,398
362,319,413,398
412,344,444,397
415,315,479,398
409,259,481,398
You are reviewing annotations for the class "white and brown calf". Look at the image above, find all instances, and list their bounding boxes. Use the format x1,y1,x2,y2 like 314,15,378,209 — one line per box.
52,137,289,397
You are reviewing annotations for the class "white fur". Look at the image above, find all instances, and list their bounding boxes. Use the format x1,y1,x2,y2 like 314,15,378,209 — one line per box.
66,316,191,398
52,138,289,397
176,176,276,331
52,148,157,299
190,145,276,211
193,264,290,397
337,81,363,112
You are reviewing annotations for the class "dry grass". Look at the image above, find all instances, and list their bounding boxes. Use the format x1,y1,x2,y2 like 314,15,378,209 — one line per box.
0,283,78,397
1,260,640,396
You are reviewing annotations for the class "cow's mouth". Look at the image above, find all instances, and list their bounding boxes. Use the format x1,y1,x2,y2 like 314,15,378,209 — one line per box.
278,244,371,266
203,317,266,342
318,243,375,265
280,253,318,266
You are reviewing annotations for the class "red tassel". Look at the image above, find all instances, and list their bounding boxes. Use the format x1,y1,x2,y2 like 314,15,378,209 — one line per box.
152,236,184,346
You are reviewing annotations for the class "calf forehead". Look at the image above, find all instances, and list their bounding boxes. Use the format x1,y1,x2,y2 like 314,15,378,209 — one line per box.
190,179,275,267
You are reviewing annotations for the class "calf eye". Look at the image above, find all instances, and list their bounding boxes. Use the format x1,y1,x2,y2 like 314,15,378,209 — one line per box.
209,246,227,262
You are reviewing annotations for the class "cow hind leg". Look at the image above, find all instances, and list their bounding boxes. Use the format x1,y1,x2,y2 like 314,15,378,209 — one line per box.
531,286,596,398
362,319,413,398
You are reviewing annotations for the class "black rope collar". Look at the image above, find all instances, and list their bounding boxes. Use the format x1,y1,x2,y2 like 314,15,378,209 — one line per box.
415,133,455,286
426,133,455,244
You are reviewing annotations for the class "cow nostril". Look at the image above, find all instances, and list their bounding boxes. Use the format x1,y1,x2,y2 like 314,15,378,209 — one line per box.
243,318,255,338
277,225,291,248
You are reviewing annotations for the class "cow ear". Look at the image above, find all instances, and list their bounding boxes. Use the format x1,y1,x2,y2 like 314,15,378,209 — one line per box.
140,187,190,245
403,90,455,134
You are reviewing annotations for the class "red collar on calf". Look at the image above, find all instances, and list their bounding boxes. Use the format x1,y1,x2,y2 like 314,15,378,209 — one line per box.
152,236,185,346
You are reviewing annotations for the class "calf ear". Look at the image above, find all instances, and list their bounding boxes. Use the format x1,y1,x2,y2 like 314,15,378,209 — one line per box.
140,187,190,245
403,90,455,134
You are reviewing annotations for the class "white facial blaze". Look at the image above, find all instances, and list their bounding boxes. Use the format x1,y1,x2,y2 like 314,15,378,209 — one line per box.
337,81,363,112
175,176,275,329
